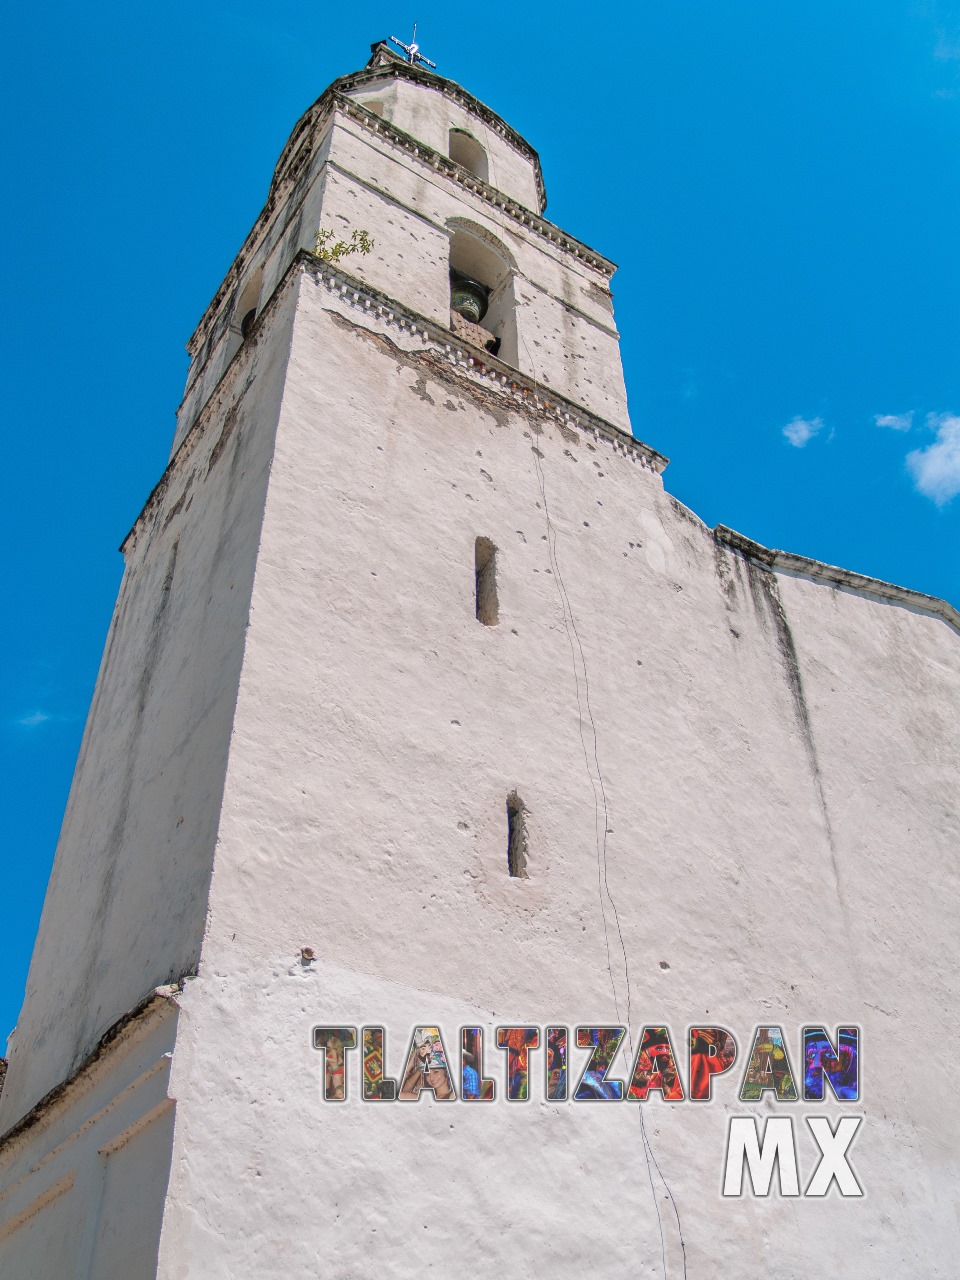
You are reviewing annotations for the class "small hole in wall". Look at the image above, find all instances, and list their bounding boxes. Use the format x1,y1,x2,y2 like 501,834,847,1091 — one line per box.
475,537,498,625
240,308,257,339
506,792,528,879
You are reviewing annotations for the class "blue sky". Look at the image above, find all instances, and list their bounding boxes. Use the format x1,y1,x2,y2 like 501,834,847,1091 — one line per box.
2,2,958,1054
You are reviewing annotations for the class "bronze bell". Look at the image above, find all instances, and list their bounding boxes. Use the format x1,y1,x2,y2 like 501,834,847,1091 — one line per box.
450,270,489,324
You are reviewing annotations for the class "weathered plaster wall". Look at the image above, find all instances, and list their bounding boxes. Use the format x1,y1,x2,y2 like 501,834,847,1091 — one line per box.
0,280,298,1133
0,996,177,1280
155,274,960,1276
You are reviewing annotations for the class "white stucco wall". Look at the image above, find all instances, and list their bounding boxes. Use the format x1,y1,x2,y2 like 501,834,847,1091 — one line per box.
153,274,959,1276
0,280,299,1134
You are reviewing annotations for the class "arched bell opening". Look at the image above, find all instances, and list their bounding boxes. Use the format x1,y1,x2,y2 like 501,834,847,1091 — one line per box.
448,129,489,184
447,226,517,367
225,266,264,363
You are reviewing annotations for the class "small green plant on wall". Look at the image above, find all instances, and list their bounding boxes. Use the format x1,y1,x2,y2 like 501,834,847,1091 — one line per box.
314,228,374,262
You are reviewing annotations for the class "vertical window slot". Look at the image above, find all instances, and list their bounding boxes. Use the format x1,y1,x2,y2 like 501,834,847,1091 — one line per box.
506,792,528,879
475,537,498,625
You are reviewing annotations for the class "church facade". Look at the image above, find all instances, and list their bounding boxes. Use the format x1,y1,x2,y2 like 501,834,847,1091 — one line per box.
1,41,958,1277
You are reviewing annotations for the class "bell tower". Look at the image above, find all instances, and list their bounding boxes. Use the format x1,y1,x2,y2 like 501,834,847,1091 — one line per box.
4,37,959,1280
0,40,664,1276
173,39,635,458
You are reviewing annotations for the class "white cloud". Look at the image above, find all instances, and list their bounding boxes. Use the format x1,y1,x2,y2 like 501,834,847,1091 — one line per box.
934,32,960,62
907,413,960,505
782,416,824,448
18,711,51,727
874,411,913,432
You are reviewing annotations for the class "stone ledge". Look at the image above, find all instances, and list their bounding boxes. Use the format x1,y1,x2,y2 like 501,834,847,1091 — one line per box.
333,94,615,276
301,254,667,473
128,255,665,558
449,308,499,354
715,524,960,633
0,984,182,1153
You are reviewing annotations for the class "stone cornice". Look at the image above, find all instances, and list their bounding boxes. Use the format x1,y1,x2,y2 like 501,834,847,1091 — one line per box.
298,253,665,473
715,524,960,634
334,93,615,276
131,255,664,557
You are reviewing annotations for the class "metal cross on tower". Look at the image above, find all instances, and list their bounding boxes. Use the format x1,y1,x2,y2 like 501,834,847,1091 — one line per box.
389,24,436,69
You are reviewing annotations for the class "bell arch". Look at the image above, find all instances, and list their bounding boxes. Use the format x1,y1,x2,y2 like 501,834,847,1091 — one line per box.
225,265,264,363
448,129,489,183
446,220,518,367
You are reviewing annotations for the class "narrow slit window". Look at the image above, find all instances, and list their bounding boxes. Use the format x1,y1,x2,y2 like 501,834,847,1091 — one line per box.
475,537,498,625
506,792,528,879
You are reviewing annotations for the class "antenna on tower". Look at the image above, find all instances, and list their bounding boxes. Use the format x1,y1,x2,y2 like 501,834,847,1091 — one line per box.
389,24,437,69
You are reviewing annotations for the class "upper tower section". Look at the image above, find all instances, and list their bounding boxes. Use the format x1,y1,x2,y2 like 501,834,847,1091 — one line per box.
342,40,546,213
174,41,631,453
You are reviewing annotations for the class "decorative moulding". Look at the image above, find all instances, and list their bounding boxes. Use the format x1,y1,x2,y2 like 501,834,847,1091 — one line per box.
302,254,666,473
